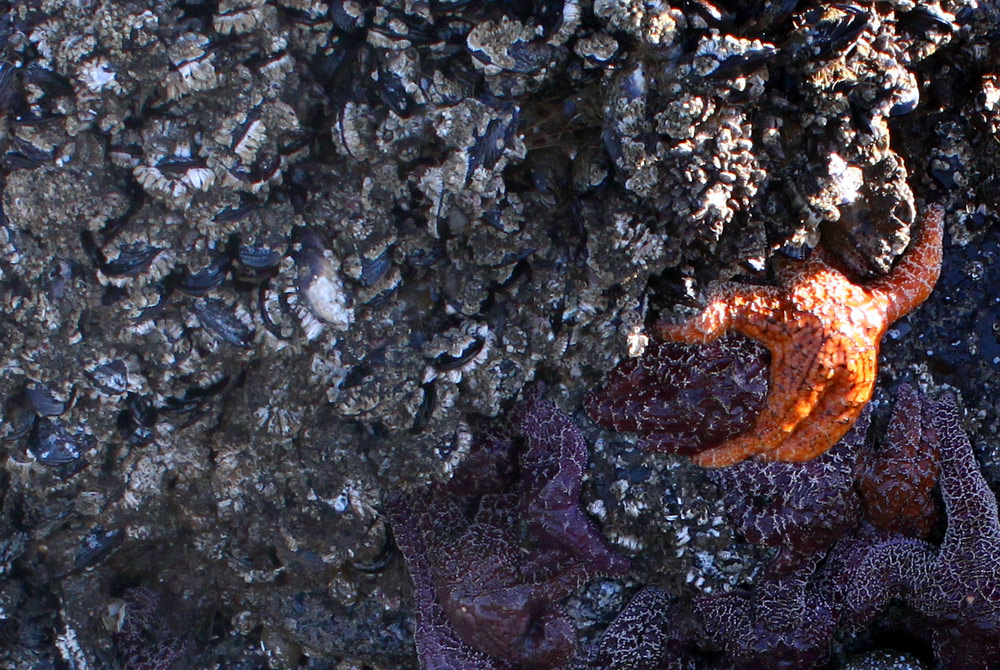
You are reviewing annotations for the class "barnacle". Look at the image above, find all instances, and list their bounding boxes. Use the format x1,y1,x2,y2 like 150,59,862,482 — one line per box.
163,33,218,101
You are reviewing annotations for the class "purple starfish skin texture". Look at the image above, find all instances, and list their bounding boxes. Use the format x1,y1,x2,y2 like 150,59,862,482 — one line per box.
113,586,191,670
392,382,1000,669
388,393,629,669
856,383,942,538
592,587,697,670
708,405,869,571
908,393,1000,670
518,397,632,576
695,556,837,670
389,493,515,670
818,522,929,632
585,335,769,456
826,392,1000,670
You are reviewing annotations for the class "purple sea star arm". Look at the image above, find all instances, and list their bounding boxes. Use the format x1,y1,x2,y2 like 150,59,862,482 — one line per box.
387,493,510,670
909,394,1000,670
386,390,630,669
594,587,696,670
585,336,769,456
934,393,1000,564
519,397,630,576
113,586,192,670
856,383,941,538
820,524,933,629
708,406,868,570
695,558,837,670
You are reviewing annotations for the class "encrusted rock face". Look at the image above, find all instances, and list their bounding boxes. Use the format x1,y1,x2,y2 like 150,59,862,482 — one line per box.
0,1,997,668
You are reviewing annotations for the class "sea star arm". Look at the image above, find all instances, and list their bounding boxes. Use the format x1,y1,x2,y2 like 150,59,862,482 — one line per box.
656,283,786,344
651,204,941,467
866,203,944,326
657,284,832,465
903,393,1000,670
764,346,878,462
934,393,1000,562
689,312,830,466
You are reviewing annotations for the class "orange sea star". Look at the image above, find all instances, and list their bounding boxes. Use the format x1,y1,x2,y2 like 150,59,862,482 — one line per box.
656,203,944,467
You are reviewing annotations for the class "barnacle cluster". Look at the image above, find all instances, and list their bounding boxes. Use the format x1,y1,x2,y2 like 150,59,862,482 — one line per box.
0,0,998,668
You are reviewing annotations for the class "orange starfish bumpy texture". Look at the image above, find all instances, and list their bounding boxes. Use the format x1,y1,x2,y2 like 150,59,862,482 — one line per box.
657,204,944,468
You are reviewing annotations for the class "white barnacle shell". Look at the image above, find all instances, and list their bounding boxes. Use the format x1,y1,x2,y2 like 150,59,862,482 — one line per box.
164,33,218,100
258,51,294,83
692,33,774,78
79,58,120,93
215,0,266,35
133,165,170,193
165,56,218,100
292,241,354,339
547,0,582,47
574,33,619,67
332,102,374,160
594,0,679,47
422,321,495,384
230,113,267,162
276,0,324,12
828,153,863,205
184,166,216,191
465,17,538,75
134,142,216,206
134,164,213,202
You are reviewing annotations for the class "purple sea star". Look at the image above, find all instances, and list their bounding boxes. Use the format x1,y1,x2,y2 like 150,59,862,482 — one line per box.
708,405,869,571
388,392,629,669
818,522,928,632
517,397,632,575
695,557,838,670
585,336,769,456
855,383,941,538
388,491,524,669
906,393,1000,669
112,586,191,670
590,587,697,670
826,392,1000,669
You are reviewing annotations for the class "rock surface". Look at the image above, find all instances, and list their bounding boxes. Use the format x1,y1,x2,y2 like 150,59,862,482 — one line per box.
0,1,999,668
